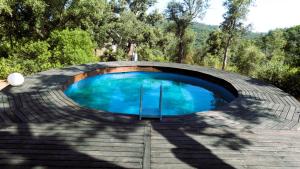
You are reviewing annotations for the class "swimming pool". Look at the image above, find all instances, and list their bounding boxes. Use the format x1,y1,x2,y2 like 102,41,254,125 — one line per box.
64,72,236,118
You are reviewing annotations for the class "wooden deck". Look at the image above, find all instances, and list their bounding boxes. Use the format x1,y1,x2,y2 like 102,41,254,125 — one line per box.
0,80,8,91
0,61,300,169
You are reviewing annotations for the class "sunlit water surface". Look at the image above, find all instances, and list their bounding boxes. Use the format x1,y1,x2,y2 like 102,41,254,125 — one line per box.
65,72,235,116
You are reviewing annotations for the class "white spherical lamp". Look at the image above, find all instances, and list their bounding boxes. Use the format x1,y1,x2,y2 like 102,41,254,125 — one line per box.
7,73,25,86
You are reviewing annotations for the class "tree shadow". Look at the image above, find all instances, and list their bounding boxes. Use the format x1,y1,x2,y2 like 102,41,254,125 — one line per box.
152,120,252,169
0,89,145,168
0,88,256,169
245,78,300,106
0,123,132,169
0,62,291,168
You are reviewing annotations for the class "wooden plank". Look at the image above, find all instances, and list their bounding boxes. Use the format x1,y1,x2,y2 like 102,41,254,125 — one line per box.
19,93,41,122
142,124,151,169
286,106,296,121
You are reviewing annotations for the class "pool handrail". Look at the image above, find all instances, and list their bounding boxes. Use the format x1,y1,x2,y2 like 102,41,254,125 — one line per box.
139,83,144,120
159,83,163,121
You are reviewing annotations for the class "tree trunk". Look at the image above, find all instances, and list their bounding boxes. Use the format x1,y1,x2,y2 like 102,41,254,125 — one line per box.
127,41,132,59
222,36,231,70
9,18,14,50
222,46,228,70
178,31,185,63
9,33,13,50
178,40,184,63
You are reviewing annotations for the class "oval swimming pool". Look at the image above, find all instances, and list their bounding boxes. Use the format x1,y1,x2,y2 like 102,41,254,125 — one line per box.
64,72,236,117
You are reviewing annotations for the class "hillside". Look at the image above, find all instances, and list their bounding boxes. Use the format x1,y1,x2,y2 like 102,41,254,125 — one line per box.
191,22,264,47
191,22,218,46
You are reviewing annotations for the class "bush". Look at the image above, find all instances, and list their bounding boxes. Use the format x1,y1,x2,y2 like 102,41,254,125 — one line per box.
10,40,55,74
0,40,53,79
11,40,50,60
0,29,99,79
0,57,22,79
202,54,223,69
254,60,300,97
101,48,128,61
48,29,98,65
233,44,265,76
138,47,169,62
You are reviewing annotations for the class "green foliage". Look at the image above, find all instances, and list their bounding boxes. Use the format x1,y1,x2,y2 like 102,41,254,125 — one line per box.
0,41,11,58
0,57,22,79
191,22,218,47
11,40,50,60
205,30,224,56
10,40,54,74
220,0,253,70
110,0,156,21
101,48,127,62
127,0,157,21
232,41,266,75
108,11,176,62
261,29,286,59
284,25,300,67
254,61,300,97
110,11,148,46
0,0,47,42
0,0,108,46
0,56,44,78
0,29,97,79
165,0,209,63
182,29,196,64
138,46,169,62
202,54,223,68
48,29,97,65
146,10,163,26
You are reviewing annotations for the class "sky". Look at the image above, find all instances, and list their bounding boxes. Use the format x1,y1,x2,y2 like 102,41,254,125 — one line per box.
154,0,300,32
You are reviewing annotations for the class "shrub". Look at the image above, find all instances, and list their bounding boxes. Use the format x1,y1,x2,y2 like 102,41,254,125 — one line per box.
0,29,98,79
48,29,98,66
10,40,55,74
254,60,300,97
0,57,22,79
11,40,51,60
233,45,266,76
0,40,56,79
202,54,223,69
101,48,128,61
138,46,169,62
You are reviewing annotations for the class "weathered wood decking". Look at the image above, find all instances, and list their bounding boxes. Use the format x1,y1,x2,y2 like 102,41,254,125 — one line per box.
0,61,300,169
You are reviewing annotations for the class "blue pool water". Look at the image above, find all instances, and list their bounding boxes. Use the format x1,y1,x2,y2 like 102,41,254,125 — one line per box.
64,72,235,117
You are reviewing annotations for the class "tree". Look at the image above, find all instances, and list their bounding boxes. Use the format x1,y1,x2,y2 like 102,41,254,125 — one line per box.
165,0,208,63
0,0,109,47
220,0,253,70
110,0,156,21
205,30,224,56
0,0,47,48
127,0,156,20
261,29,286,60
106,10,174,61
284,25,300,67
232,40,265,75
48,29,97,65
146,9,163,26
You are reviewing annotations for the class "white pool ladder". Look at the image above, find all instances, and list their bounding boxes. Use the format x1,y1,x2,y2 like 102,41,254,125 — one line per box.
139,83,163,120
